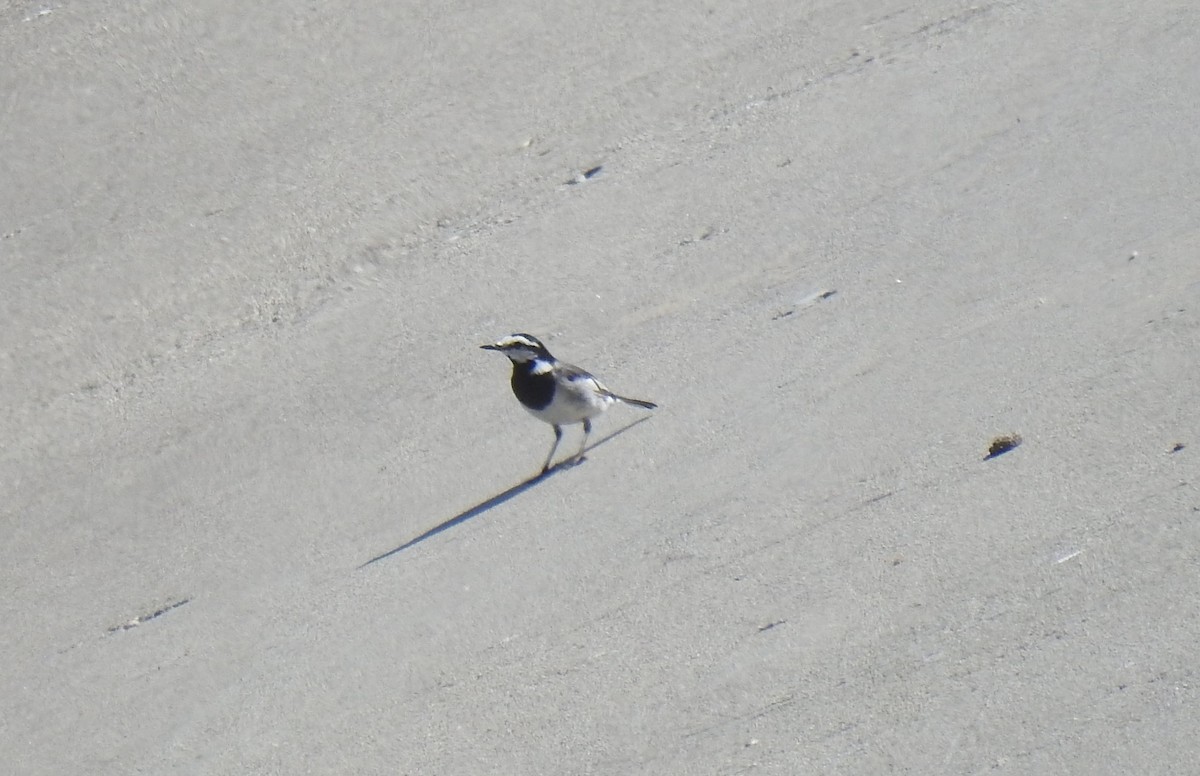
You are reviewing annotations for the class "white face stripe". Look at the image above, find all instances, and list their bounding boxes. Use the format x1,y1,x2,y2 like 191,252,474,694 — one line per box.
487,333,551,363
494,334,542,350
530,359,554,374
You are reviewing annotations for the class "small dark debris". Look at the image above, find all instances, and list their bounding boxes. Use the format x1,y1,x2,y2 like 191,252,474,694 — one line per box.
864,490,895,506
984,433,1022,460
107,597,191,634
772,289,838,320
1170,442,1186,453
679,226,719,247
758,620,786,633
567,165,603,185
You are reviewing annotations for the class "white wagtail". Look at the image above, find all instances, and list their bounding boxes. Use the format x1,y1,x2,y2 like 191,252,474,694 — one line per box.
482,333,657,473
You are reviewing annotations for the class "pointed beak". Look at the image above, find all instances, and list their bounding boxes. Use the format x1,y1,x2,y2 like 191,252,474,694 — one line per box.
480,343,499,351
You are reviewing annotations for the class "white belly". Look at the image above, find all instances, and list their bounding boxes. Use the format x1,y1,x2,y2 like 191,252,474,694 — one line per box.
524,382,615,426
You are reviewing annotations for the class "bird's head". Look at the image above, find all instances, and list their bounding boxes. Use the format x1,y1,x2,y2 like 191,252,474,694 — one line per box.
480,333,553,363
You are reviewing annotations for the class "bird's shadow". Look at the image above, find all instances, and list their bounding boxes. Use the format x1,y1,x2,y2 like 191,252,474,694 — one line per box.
359,415,653,568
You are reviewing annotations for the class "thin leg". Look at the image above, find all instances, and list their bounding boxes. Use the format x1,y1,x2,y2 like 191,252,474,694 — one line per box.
575,418,592,462
542,425,563,472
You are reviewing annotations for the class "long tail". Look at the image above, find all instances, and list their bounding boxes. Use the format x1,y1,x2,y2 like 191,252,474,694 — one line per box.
614,394,657,410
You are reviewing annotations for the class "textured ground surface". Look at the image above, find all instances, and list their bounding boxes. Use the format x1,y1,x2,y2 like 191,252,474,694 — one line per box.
3,1,1199,773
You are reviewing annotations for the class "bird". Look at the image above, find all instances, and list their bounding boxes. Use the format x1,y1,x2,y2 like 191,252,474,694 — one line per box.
481,333,657,473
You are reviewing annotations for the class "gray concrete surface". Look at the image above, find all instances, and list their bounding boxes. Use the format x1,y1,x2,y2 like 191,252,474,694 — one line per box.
3,1,1198,773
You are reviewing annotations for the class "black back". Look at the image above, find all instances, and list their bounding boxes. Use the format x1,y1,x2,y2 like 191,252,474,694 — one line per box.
510,361,556,410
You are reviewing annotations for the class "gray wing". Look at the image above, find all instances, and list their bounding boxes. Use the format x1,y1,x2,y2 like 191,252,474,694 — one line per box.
556,362,612,403
558,361,655,409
